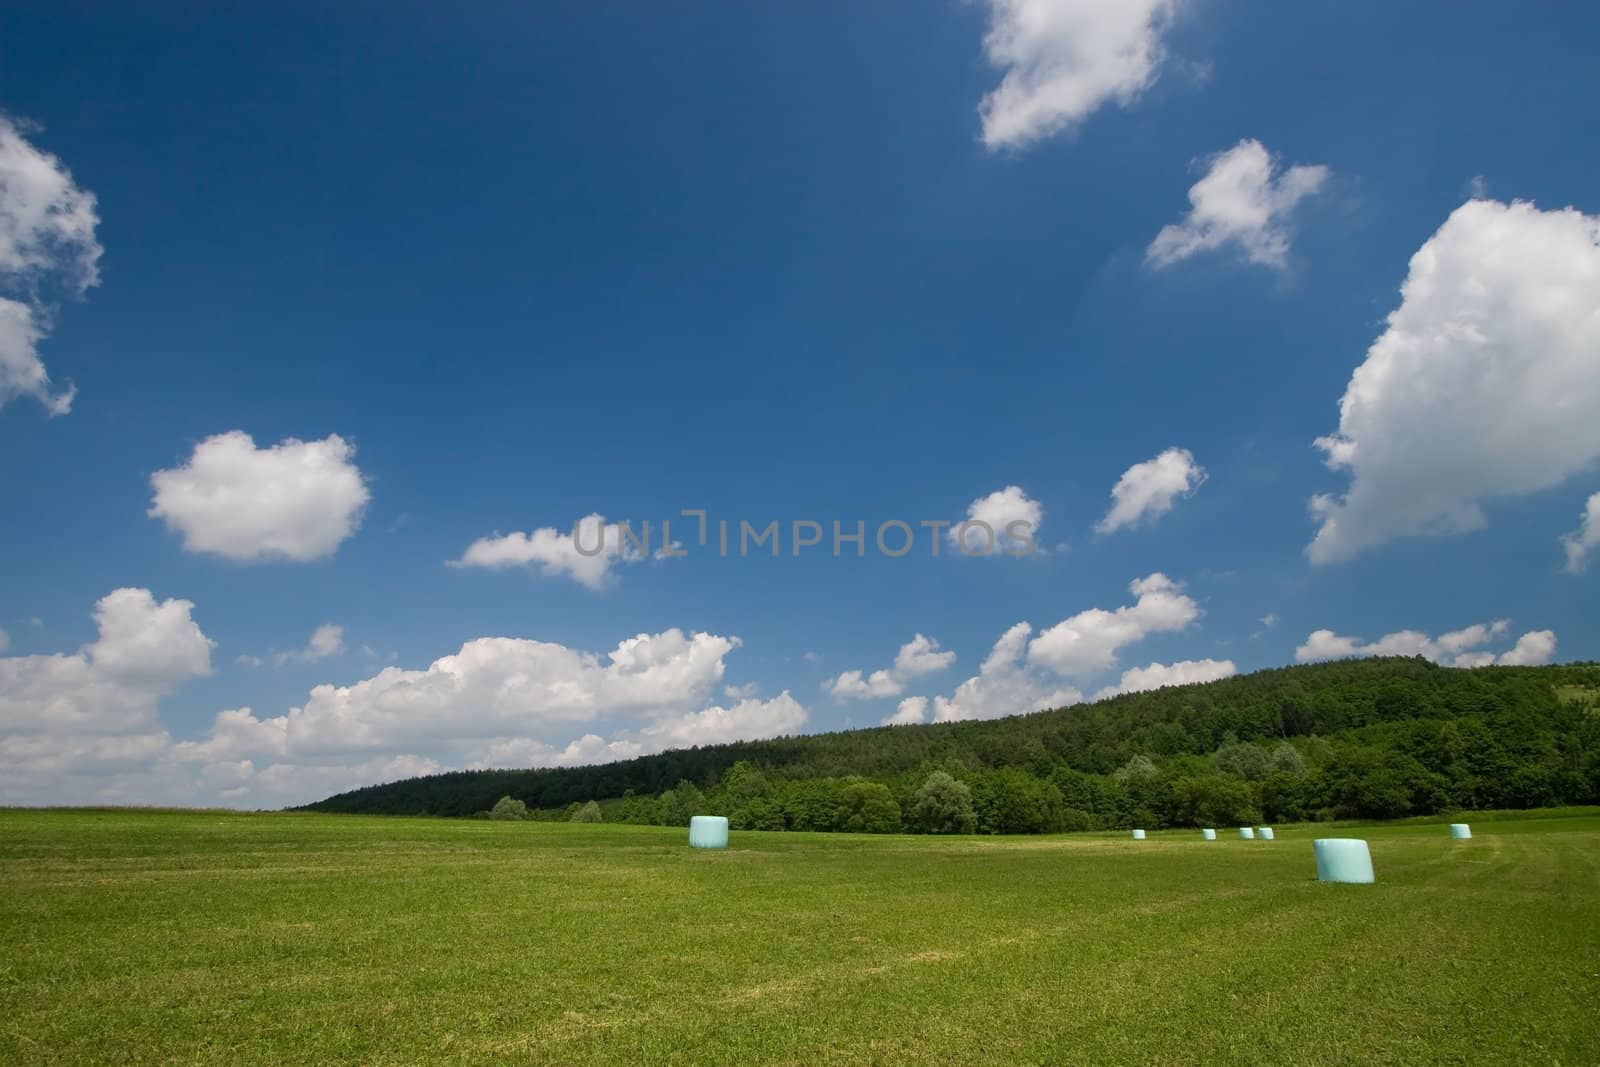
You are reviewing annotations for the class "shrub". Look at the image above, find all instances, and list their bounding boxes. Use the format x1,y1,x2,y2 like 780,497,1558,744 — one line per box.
1057,806,1095,833
1174,775,1261,828
742,796,787,831
1214,737,1272,781
1270,742,1306,775
835,780,901,833
973,770,1068,834
1260,771,1307,823
489,796,529,821
911,771,977,834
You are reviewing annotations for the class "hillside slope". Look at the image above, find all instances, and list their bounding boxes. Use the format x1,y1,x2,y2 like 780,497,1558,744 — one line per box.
304,658,1600,830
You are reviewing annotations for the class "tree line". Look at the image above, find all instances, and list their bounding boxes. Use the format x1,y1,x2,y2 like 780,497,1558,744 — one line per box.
302,658,1600,833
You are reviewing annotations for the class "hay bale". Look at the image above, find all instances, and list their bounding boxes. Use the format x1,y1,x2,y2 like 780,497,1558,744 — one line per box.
688,815,729,849
1449,823,1472,840
1201,828,1217,840
1131,829,1146,840
1314,838,1375,884
1238,827,1255,840
1258,827,1275,841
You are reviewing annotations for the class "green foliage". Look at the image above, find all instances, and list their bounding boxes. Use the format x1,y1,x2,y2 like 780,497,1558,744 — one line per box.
834,780,901,833
714,760,776,829
972,769,1066,834
741,796,787,831
1057,807,1096,833
488,795,529,821
1174,775,1261,828
910,770,976,834
1213,735,1272,781
306,660,1600,835
1260,771,1308,823
1114,753,1160,783
616,789,659,825
1270,741,1306,775
775,778,845,831
718,760,769,810
570,800,603,823
655,780,707,827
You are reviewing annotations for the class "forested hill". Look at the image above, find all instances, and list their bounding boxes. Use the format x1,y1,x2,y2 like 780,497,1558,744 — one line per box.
302,658,1600,833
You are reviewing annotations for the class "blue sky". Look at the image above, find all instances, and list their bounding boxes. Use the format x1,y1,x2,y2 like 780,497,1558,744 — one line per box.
2,2,1598,806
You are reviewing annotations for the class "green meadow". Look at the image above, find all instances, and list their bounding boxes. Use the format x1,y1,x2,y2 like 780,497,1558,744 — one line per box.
2,810,1597,1065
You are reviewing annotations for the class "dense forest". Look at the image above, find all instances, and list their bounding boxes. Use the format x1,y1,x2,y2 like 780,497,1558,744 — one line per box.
302,658,1600,834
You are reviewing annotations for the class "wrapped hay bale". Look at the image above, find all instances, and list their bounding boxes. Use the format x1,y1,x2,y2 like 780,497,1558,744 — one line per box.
1314,838,1375,884
1202,828,1217,840
1259,827,1275,840
1239,827,1255,840
1131,829,1146,840
688,815,729,849
1450,823,1472,840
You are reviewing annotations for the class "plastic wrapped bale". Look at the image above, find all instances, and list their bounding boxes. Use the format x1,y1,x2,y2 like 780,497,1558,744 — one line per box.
1314,838,1375,884
1131,829,1146,840
1259,827,1275,841
688,815,729,849
1239,827,1255,840
1450,823,1472,840
1202,828,1217,840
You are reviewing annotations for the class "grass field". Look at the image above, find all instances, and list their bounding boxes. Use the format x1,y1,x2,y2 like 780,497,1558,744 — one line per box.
2,811,1598,1065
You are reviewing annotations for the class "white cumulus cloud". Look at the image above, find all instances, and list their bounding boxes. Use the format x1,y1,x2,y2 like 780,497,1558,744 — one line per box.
1147,139,1329,270
1561,492,1600,574
1493,630,1558,667
928,574,1203,723
638,693,807,750
949,485,1043,556
3,596,815,807
933,622,1082,723
1026,573,1200,678
270,624,346,668
1307,200,1600,564
0,301,72,415
826,669,900,701
1250,612,1279,641
242,755,447,809
0,589,213,803
883,695,929,726
0,115,102,415
450,514,668,590
264,628,738,755
1096,447,1206,533
467,734,643,772
825,633,955,701
894,633,955,678
149,431,370,562
1296,620,1555,668
1094,657,1235,700
171,707,288,764
0,588,213,736
979,0,1185,151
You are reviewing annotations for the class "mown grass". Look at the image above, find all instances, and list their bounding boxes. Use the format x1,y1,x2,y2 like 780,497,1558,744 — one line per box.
2,810,1597,1065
